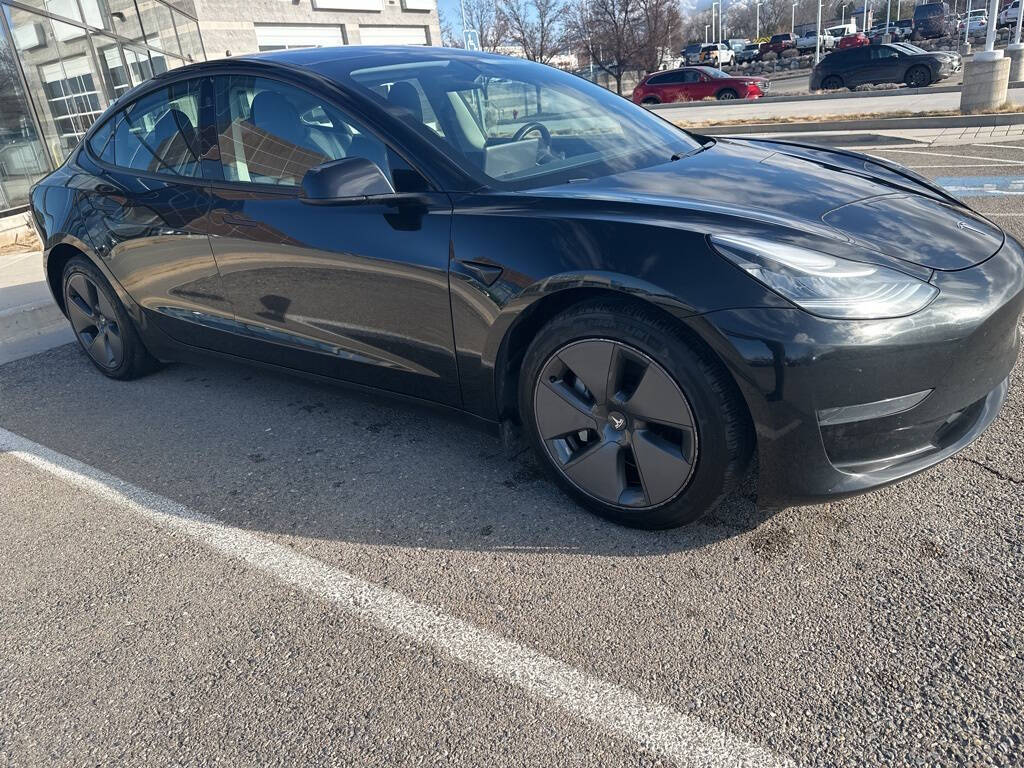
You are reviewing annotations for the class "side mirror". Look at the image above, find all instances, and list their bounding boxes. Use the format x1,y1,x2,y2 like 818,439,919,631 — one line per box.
300,156,395,204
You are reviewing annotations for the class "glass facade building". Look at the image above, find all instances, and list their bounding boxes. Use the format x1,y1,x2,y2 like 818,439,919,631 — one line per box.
0,0,205,211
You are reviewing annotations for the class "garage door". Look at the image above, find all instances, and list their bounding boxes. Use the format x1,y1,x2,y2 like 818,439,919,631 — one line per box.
357,25,429,45
254,24,346,51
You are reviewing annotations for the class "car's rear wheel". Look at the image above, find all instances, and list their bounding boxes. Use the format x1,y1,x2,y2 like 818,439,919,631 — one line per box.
519,300,753,529
641,96,660,105
906,65,932,88
62,256,158,380
821,74,844,90
717,88,739,100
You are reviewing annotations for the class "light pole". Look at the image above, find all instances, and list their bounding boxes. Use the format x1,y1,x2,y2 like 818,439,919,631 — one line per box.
982,0,999,51
756,1,762,40
896,0,901,20
964,0,972,48
815,0,824,63
705,23,711,42
885,0,891,33
863,0,869,33
792,1,798,33
711,1,720,42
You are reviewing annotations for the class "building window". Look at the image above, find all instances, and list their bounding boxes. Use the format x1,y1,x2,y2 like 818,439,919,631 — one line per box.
0,13,50,208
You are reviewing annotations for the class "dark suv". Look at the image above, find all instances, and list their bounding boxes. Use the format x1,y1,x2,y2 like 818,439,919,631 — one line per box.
811,42,960,90
913,2,953,38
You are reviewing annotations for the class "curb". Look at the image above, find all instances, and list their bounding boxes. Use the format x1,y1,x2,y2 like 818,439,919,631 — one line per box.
695,111,1024,135
649,80,1024,110
0,300,73,365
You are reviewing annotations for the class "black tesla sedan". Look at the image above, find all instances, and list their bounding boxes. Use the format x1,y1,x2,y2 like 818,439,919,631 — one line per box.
811,42,960,90
30,47,1023,529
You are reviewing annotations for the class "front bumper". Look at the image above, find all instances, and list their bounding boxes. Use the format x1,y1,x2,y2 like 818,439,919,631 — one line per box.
688,235,1024,507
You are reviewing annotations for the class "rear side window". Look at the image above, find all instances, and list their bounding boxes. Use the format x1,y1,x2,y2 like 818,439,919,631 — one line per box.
97,79,205,177
647,72,684,84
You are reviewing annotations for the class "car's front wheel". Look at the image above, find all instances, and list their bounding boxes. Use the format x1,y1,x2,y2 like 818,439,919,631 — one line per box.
641,96,660,105
519,300,753,529
717,88,739,100
820,74,844,90
906,65,932,88
62,256,158,380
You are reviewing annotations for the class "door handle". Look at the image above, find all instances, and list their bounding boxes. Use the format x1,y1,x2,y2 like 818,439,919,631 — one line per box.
455,260,503,286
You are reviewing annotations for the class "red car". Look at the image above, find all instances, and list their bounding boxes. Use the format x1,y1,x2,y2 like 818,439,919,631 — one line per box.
631,66,769,104
838,32,871,49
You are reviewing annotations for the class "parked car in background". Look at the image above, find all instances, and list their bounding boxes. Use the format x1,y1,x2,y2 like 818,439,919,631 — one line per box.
727,38,749,53
998,0,1020,26
683,43,703,65
700,42,736,66
913,2,954,38
736,42,762,63
958,13,988,34
761,32,798,56
825,23,857,38
837,32,871,48
892,19,915,39
797,30,836,52
812,42,959,90
632,66,768,103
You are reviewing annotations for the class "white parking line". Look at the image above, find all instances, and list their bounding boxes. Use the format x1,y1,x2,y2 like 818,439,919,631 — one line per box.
0,426,792,768
867,149,1024,165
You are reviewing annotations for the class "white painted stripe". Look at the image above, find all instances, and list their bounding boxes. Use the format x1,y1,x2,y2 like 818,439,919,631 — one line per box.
867,148,1024,165
0,426,791,768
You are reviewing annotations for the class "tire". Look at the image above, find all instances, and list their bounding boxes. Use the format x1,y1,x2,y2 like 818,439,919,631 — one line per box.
518,300,754,529
717,88,739,100
641,96,661,105
821,74,844,90
62,256,158,380
906,65,932,88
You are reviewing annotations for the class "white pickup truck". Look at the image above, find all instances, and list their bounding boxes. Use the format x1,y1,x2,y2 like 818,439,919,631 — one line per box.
796,31,836,53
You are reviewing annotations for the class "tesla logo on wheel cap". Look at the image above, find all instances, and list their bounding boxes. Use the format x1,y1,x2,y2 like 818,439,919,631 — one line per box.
608,412,627,430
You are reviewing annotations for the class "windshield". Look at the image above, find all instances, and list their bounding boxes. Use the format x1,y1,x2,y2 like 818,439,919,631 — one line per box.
893,42,928,54
348,57,701,189
699,67,732,78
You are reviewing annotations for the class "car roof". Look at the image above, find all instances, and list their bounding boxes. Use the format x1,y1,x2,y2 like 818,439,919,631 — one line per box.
152,45,526,83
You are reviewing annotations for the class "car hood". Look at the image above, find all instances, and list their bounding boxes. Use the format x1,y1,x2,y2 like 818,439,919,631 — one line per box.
530,138,1003,271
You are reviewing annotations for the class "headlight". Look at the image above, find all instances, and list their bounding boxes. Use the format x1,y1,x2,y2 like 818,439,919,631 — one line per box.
711,234,938,320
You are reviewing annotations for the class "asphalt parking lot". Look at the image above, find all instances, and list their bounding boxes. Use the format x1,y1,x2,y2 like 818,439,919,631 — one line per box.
2,134,1023,767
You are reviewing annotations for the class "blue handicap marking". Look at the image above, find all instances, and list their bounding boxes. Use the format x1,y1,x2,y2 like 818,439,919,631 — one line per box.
934,176,1024,196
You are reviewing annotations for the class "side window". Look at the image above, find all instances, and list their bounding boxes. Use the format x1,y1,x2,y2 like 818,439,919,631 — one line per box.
213,75,391,187
104,80,204,177
681,70,700,83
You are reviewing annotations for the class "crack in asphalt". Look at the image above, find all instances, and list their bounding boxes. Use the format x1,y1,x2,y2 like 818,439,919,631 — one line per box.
953,456,1024,486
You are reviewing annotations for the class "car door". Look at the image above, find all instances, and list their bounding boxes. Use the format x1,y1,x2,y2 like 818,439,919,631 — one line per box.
679,69,704,100
867,45,905,83
203,73,460,406
76,76,235,346
841,47,873,86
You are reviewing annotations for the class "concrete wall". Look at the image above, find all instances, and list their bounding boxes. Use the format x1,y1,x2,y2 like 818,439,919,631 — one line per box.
194,0,441,60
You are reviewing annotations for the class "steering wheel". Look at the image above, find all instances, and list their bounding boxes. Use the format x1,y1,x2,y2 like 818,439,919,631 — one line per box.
512,121,551,149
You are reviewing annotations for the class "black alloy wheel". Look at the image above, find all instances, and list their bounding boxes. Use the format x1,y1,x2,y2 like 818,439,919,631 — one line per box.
642,96,661,105
520,301,753,529
821,75,844,90
533,338,698,509
717,89,739,100
62,256,157,379
906,65,931,88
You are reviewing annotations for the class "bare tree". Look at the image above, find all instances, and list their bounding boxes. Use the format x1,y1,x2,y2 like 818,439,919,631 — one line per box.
501,0,567,64
634,0,682,72
463,0,511,52
566,0,640,94
438,5,464,47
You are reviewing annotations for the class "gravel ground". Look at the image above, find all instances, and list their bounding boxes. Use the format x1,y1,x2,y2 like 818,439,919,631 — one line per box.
1,136,1022,768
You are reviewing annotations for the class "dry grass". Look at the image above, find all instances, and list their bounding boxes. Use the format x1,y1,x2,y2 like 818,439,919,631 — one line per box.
674,101,1024,129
